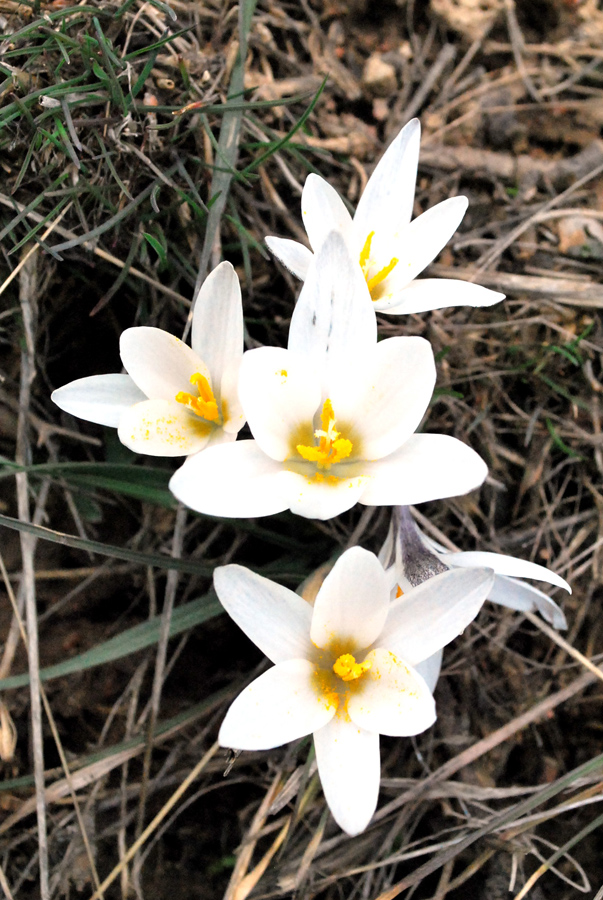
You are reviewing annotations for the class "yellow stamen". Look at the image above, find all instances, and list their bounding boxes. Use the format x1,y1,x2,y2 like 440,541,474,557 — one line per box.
366,257,399,293
296,398,352,468
359,230,399,299
359,230,375,271
333,653,371,682
175,371,219,422
395,585,403,598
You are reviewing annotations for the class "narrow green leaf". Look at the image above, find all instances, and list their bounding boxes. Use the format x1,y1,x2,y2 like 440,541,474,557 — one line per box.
0,594,221,691
238,75,328,178
143,232,167,266
0,687,232,793
0,512,212,575
537,374,589,411
545,418,582,460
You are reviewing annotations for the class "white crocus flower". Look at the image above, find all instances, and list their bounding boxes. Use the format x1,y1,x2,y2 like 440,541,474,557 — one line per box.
381,507,570,631
215,546,495,835
170,233,488,520
266,118,503,316
52,262,244,457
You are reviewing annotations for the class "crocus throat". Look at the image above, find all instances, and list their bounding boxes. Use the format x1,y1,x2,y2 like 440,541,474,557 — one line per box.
333,653,371,682
175,372,220,422
296,399,352,468
359,230,399,298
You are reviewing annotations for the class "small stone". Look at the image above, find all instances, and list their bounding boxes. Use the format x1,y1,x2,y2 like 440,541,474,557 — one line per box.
362,53,397,98
372,97,389,121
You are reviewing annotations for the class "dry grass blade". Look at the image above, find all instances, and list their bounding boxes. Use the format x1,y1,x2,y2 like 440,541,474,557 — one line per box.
86,741,220,900
374,753,603,900
134,503,187,843
224,772,285,900
524,609,603,683
233,818,291,900
15,248,49,900
513,809,603,899
374,670,597,824
0,862,15,900
190,0,257,305
0,552,102,895
0,203,72,299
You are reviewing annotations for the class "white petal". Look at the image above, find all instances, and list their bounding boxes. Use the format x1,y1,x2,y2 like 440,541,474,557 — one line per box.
288,231,376,388
239,347,321,461
359,433,488,506
51,374,146,427
314,713,380,836
219,660,336,750
220,353,245,435
191,261,243,400
378,519,395,570
488,575,567,629
202,427,237,449
381,567,494,665
169,440,297,518
414,649,443,693
374,278,505,314
353,118,421,243
371,197,468,302
440,550,571,593
117,399,213,457
287,472,370,521
301,174,354,251
329,336,435,460
213,565,313,664
120,326,209,400
311,547,390,651
265,236,313,280
347,649,436,736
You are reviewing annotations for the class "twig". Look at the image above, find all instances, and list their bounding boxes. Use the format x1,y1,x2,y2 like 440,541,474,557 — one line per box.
15,247,49,900
475,157,603,272
418,139,603,188
427,262,603,308
399,43,457,124
504,0,542,102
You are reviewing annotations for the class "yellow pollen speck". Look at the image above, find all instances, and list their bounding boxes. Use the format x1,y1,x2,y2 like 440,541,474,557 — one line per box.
175,371,219,422
313,472,340,485
333,653,371,682
312,668,340,710
296,398,352,469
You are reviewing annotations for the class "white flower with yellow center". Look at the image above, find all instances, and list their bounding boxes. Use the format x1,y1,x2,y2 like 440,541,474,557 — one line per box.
266,118,504,315
51,262,244,457
215,546,495,835
380,507,570,632
169,233,488,520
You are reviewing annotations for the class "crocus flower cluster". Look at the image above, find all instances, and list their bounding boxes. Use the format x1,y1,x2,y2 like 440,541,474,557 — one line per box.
52,118,570,836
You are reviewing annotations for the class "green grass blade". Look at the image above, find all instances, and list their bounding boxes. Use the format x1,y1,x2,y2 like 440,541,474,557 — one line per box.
0,593,221,692
0,512,212,575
